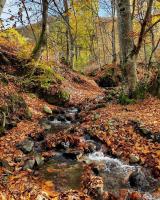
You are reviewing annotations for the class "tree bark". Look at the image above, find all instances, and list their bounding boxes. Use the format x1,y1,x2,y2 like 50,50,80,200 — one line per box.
116,0,137,94
63,0,74,67
111,0,117,63
0,0,6,16
31,0,48,60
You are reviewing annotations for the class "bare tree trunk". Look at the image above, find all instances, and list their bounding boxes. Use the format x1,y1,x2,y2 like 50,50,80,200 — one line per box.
116,0,137,94
143,39,148,66
111,0,117,64
116,0,154,96
0,0,6,16
63,0,74,67
31,0,48,60
149,28,157,63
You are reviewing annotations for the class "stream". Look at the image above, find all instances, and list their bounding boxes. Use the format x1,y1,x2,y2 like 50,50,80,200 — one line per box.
38,107,159,199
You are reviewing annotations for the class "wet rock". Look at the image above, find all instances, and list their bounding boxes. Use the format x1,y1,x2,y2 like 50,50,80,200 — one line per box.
131,120,160,143
87,142,97,153
65,112,76,122
35,154,44,167
129,154,140,164
17,138,34,154
43,105,52,114
56,141,70,150
26,109,32,119
34,141,45,153
63,150,83,160
23,159,35,170
129,170,150,191
57,115,67,122
154,133,160,143
91,162,106,176
44,124,52,130
41,120,52,130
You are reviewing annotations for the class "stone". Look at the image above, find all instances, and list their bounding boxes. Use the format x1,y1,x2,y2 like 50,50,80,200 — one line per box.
42,122,51,130
154,133,160,143
87,141,97,153
56,141,70,150
129,154,140,164
26,109,32,119
35,154,44,167
65,113,76,122
43,105,52,114
63,150,83,160
57,115,66,122
23,159,35,170
91,162,106,176
129,170,150,191
17,138,34,154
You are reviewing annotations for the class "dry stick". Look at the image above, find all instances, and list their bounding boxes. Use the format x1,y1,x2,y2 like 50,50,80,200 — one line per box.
148,38,160,68
134,0,154,56
22,0,37,43
131,0,136,20
2,112,6,128
144,18,160,36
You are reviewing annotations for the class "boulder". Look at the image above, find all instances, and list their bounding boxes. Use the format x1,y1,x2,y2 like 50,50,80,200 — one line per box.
43,105,52,114
23,159,35,170
63,150,83,160
129,154,140,164
129,170,150,191
35,154,44,167
17,138,34,154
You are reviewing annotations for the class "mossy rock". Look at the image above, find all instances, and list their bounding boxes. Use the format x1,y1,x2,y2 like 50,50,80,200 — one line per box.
0,93,31,133
45,89,70,106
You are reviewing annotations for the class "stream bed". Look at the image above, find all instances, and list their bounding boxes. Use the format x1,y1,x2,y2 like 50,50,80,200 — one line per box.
37,107,159,199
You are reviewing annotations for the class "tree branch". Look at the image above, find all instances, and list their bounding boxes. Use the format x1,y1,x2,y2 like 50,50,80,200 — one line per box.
134,0,154,55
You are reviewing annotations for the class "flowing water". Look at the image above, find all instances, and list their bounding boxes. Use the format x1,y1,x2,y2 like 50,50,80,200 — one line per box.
39,107,159,199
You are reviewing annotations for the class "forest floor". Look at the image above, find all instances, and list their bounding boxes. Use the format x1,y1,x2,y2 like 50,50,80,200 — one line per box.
0,46,160,200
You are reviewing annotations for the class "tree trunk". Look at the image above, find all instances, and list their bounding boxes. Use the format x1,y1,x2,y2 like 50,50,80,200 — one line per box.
116,0,138,94
31,0,48,60
0,0,6,16
111,0,117,64
63,0,74,67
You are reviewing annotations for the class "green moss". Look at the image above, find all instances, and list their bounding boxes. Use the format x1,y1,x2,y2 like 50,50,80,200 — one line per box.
134,81,148,99
57,90,70,102
118,91,135,105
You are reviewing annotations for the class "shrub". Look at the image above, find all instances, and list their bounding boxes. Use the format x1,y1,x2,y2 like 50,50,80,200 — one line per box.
0,28,32,59
0,28,27,46
134,81,148,99
24,60,64,89
118,91,135,105
57,90,70,102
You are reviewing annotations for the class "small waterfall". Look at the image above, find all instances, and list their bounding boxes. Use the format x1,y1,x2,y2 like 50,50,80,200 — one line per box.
88,151,136,174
